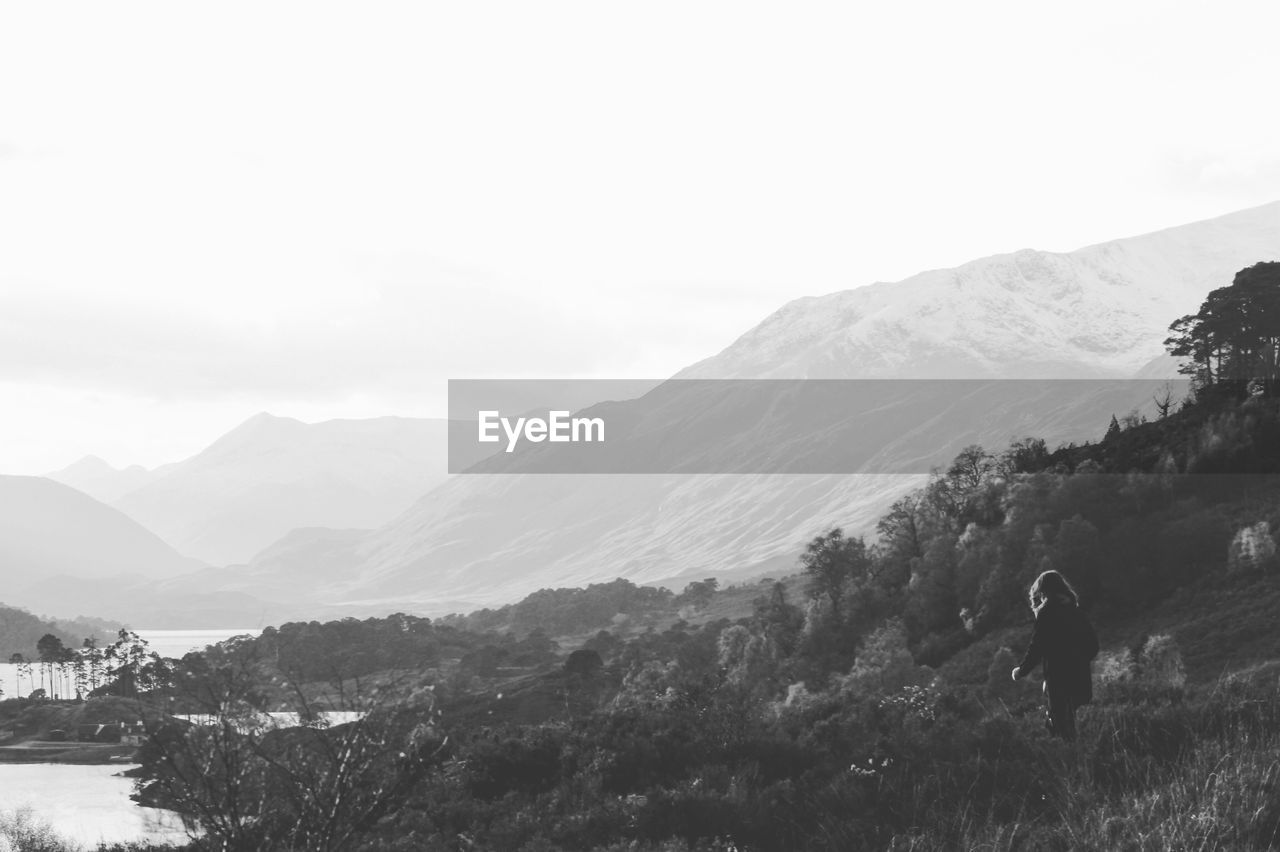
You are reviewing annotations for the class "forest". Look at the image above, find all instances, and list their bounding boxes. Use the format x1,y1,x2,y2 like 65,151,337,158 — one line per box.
3,262,1280,850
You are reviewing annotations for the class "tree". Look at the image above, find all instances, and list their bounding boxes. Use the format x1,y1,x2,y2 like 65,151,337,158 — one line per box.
105,630,168,697
18,658,34,699
80,638,107,695
840,618,927,696
905,535,961,643
998,437,1051,477
677,578,719,611
136,637,448,851
800,529,870,619
582,630,624,662
1165,262,1280,396
947,445,997,493
877,495,925,565
36,634,65,699
8,653,23,697
1153,383,1175,419
1105,414,1121,440
923,445,1000,528
753,581,804,657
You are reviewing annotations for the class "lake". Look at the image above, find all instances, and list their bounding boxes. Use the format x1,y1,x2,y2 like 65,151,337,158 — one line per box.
0,764,191,848
0,628,257,847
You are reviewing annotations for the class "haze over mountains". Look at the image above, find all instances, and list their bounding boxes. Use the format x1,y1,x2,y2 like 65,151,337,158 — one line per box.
13,202,1280,625
0,475,200,621
49,414,450,566
50,455,157,504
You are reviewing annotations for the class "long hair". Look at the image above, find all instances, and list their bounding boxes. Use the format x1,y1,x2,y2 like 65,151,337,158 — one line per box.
1029,570,1079,614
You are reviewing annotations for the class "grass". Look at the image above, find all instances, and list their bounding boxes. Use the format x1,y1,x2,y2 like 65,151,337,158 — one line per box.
877,676,1280,851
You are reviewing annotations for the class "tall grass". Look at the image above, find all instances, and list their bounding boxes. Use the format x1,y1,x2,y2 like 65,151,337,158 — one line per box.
881,672,1280,851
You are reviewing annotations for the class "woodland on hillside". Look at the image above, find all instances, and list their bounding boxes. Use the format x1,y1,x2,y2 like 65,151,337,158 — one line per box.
4,263,1280,850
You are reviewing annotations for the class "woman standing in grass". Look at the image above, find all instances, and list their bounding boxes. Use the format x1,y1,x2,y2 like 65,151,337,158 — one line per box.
1011,570,1099,739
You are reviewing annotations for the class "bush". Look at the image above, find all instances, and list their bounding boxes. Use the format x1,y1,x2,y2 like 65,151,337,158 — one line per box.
0,808,77,852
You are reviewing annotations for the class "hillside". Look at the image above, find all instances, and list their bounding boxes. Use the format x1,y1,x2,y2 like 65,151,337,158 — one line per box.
138,392,1280,849
0,603,119,661
0,475,198,587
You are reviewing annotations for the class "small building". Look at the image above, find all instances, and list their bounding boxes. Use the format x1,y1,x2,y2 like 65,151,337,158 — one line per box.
121,721,147,747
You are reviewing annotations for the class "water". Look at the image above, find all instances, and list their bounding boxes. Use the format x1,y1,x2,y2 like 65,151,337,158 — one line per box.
0,764,190,848
133,627,261,661
0,629,257,846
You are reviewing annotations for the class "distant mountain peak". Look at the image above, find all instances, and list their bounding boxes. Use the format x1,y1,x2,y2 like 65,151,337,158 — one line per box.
112,415,451,566
52,454,113,474
46,455,156,504
200,412,306,456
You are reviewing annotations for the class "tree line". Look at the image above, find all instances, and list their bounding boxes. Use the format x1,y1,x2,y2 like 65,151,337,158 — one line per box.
5,629,166,701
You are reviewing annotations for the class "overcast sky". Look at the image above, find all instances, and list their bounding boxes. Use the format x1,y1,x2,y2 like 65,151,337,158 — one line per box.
2,0,1278,474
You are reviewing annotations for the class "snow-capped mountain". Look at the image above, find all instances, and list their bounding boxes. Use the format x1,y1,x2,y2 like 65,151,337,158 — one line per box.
678,201,1280,380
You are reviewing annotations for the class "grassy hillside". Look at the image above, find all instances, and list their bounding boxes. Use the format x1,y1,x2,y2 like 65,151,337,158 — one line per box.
22,389,1272,850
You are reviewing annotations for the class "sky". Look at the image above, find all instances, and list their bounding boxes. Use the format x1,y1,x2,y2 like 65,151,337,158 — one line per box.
1,0,1278,474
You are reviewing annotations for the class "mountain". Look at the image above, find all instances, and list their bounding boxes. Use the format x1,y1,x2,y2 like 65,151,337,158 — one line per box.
185,526,370,603
0,601,119,660
0,475,198,586
676,201,1280,380
111,414,450,566
264,202,1278,614
46,455,158,503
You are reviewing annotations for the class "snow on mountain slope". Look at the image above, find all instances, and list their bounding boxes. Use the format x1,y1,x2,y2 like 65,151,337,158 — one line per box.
677,201,1280,380
113,414,450,566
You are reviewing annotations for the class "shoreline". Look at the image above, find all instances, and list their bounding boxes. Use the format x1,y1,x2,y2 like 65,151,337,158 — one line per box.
0,742,138,765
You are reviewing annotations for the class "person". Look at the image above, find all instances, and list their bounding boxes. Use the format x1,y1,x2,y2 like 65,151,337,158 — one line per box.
1010,570,1098,739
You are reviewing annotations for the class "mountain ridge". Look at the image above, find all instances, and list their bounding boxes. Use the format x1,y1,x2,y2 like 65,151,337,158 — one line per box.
676,200,1280,380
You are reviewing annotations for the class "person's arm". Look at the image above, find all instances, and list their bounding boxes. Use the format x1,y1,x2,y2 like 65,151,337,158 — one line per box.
1011,609,1047,680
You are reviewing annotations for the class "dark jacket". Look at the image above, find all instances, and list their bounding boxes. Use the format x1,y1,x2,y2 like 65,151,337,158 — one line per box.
1017,597,1098,705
